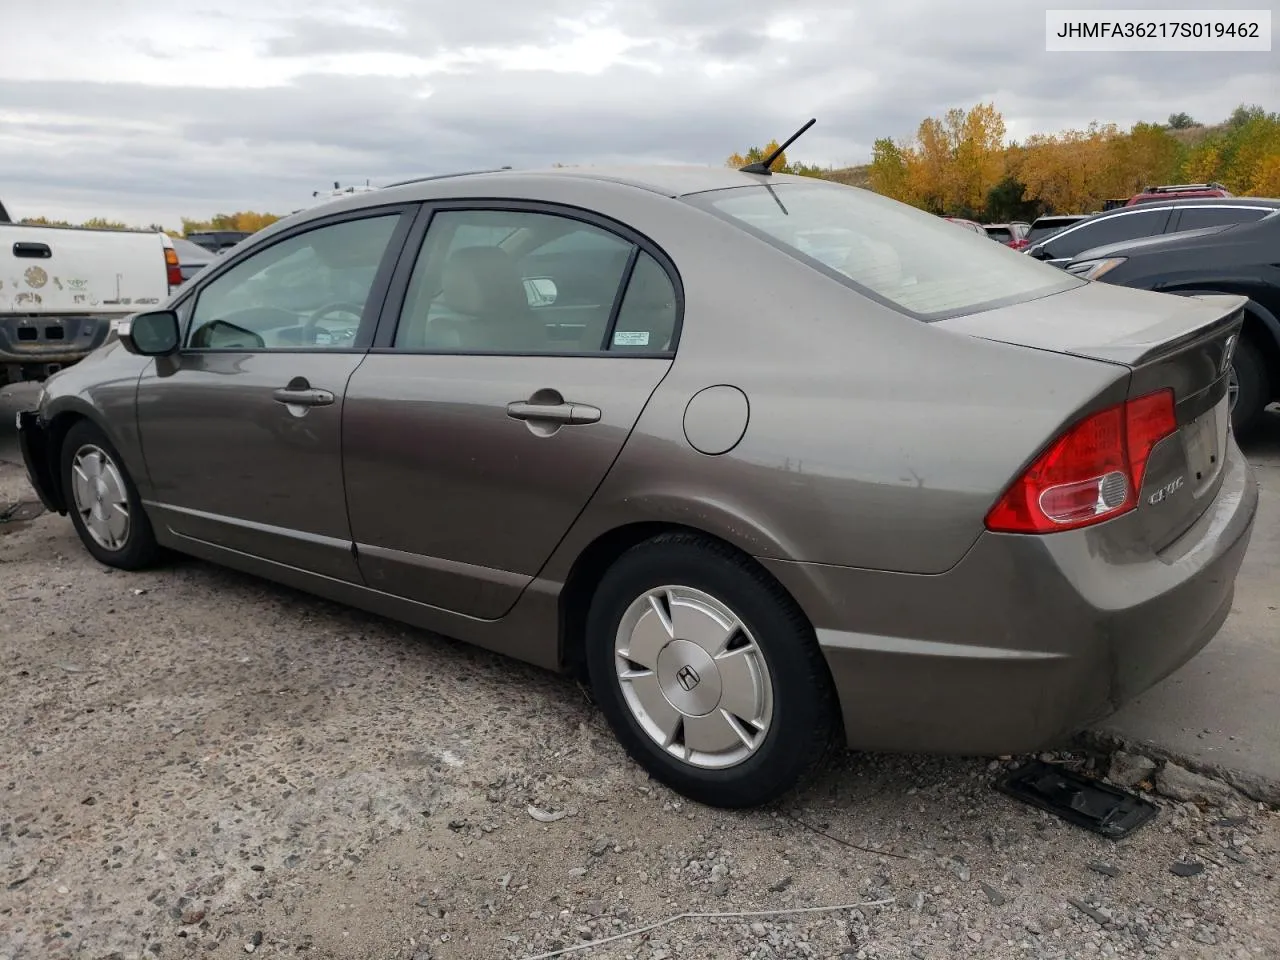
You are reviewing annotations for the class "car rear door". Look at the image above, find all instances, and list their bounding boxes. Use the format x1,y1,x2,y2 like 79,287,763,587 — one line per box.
342,202,680,619
1167,205,1273,233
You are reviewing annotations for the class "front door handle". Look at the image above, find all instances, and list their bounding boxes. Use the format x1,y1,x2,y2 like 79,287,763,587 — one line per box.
506,400,600,425
272,387,335,407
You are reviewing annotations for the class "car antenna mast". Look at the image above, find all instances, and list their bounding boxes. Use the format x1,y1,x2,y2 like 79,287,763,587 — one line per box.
738,118,816,175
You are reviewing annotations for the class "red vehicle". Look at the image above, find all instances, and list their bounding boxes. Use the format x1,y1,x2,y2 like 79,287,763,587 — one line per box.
983,222,1031,250
1125,182,1231,206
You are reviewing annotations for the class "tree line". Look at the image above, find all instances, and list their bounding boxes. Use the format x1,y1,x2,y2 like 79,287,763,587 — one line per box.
728,102,1279,221
14,210,282,238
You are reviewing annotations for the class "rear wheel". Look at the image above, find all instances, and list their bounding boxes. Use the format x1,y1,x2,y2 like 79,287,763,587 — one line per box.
1230,336,1271,438
585,533,837,808
61,420,161,570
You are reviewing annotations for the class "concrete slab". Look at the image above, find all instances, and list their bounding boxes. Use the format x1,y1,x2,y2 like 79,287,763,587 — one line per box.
1093,410,1280,803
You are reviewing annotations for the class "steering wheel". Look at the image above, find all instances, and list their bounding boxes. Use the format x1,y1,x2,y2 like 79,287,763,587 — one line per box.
302,302,365,345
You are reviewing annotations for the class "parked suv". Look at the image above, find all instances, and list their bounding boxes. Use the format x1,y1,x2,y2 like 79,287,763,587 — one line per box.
1126,182,1231,206
1026,197,1280,267
1025,214,1087,245
983,222,1031,249
1064,209,1280,436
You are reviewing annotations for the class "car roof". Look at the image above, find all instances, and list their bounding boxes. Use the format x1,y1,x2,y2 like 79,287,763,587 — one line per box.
375,164,793,202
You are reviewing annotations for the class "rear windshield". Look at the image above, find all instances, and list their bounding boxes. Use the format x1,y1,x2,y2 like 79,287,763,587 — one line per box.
688,183,1081,319
985,227,1013,242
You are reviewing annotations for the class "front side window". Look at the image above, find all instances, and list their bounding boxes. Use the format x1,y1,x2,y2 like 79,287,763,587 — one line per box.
1044,209,1170,259
689,184,1079,319
394,209,644,354
187,214,400,350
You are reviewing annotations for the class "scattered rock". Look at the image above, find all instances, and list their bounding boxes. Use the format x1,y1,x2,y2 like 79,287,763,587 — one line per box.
1170,861,1205,878
1067,899,1111,926
768,875,793,893
527,806,567,823
1087,862,1120,878
1156,763,1237,806
1107,751,1157,788
980,882,1006,906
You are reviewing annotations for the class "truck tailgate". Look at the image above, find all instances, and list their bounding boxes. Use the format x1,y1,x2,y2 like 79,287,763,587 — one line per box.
2,225,168,314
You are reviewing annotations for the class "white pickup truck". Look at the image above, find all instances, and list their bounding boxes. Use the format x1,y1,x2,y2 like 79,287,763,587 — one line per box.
1,204,179,388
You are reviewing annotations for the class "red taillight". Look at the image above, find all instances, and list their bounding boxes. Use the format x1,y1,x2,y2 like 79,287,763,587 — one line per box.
985,389,1177,534
164,246,182,287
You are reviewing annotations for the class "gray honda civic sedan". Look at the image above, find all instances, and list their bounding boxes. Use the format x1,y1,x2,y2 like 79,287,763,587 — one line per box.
17,165,1258,808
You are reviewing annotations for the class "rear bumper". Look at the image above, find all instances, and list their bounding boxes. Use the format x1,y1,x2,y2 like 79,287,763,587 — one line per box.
763,439,1259,756
0,314,114,370
16,410,65,514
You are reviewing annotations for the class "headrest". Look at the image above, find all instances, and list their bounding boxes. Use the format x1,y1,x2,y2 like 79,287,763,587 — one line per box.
441,246,530,318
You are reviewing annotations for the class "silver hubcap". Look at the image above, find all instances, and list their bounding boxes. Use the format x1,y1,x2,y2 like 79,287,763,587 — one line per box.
614,586,774,770
70,444,130,551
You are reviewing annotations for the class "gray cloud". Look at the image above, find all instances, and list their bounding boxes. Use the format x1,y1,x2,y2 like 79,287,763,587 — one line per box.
0,0,1273,225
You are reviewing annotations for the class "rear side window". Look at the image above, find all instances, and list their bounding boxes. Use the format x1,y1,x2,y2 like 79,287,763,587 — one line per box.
609,251,679,352
690,184,1079,319
1174,207,1270,231
1043,209,1171,259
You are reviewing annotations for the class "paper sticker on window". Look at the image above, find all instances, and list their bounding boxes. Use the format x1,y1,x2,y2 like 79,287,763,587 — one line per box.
613,331,650,347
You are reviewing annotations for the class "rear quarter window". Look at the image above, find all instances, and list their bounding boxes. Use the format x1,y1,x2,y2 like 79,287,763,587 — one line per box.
689,183,1080,320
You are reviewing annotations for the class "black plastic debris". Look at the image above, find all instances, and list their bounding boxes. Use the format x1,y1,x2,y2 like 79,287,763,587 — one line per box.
996,760,1158,839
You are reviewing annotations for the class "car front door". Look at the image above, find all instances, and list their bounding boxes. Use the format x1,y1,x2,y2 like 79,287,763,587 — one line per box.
135,208,412,579
342,203,681,619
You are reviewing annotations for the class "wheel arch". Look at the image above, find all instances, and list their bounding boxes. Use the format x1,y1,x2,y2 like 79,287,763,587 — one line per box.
40,405,98,513
1160,286,1280,399
556,520,818,682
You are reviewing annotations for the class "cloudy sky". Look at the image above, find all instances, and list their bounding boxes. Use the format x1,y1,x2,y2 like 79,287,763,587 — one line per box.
1,0,1274,228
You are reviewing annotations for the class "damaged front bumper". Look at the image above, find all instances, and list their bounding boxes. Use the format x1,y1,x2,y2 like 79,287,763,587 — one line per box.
15,410,65,514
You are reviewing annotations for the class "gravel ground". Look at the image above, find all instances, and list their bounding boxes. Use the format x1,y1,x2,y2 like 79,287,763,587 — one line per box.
2,460,1278,960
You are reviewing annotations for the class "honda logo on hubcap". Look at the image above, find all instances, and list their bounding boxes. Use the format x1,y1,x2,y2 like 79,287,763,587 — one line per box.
675,665,701,692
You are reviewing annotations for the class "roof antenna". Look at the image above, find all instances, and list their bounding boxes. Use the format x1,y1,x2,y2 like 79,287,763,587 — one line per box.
739,118,816,175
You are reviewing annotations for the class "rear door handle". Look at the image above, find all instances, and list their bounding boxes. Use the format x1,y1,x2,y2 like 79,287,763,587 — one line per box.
13,242,52,259
506,401,600,425
272,387,335,407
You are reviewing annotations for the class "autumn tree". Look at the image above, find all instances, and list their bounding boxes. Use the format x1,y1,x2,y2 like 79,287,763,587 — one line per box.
181,210,281,235
1167,112,1199,130
868,137,911,202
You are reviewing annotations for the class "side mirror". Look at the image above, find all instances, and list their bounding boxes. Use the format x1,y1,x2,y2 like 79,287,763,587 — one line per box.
523,276,558,307
117,310,180,356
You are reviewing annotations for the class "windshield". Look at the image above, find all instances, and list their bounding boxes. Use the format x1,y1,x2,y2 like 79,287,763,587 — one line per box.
1027,220,1078,242
688,183,1081,319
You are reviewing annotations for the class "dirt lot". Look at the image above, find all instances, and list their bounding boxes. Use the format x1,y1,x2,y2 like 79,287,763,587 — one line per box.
2,459,1278,960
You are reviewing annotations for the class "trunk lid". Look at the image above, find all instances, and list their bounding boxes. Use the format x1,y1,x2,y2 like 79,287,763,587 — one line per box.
937,282,1245,550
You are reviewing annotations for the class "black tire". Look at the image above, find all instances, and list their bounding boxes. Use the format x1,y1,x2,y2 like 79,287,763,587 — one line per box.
60,420,161,570
585,532,837,808
1230,335,1271,439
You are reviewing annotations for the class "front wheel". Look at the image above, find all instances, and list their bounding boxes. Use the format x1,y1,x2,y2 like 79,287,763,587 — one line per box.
585,533,837,808
61,420,161,570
